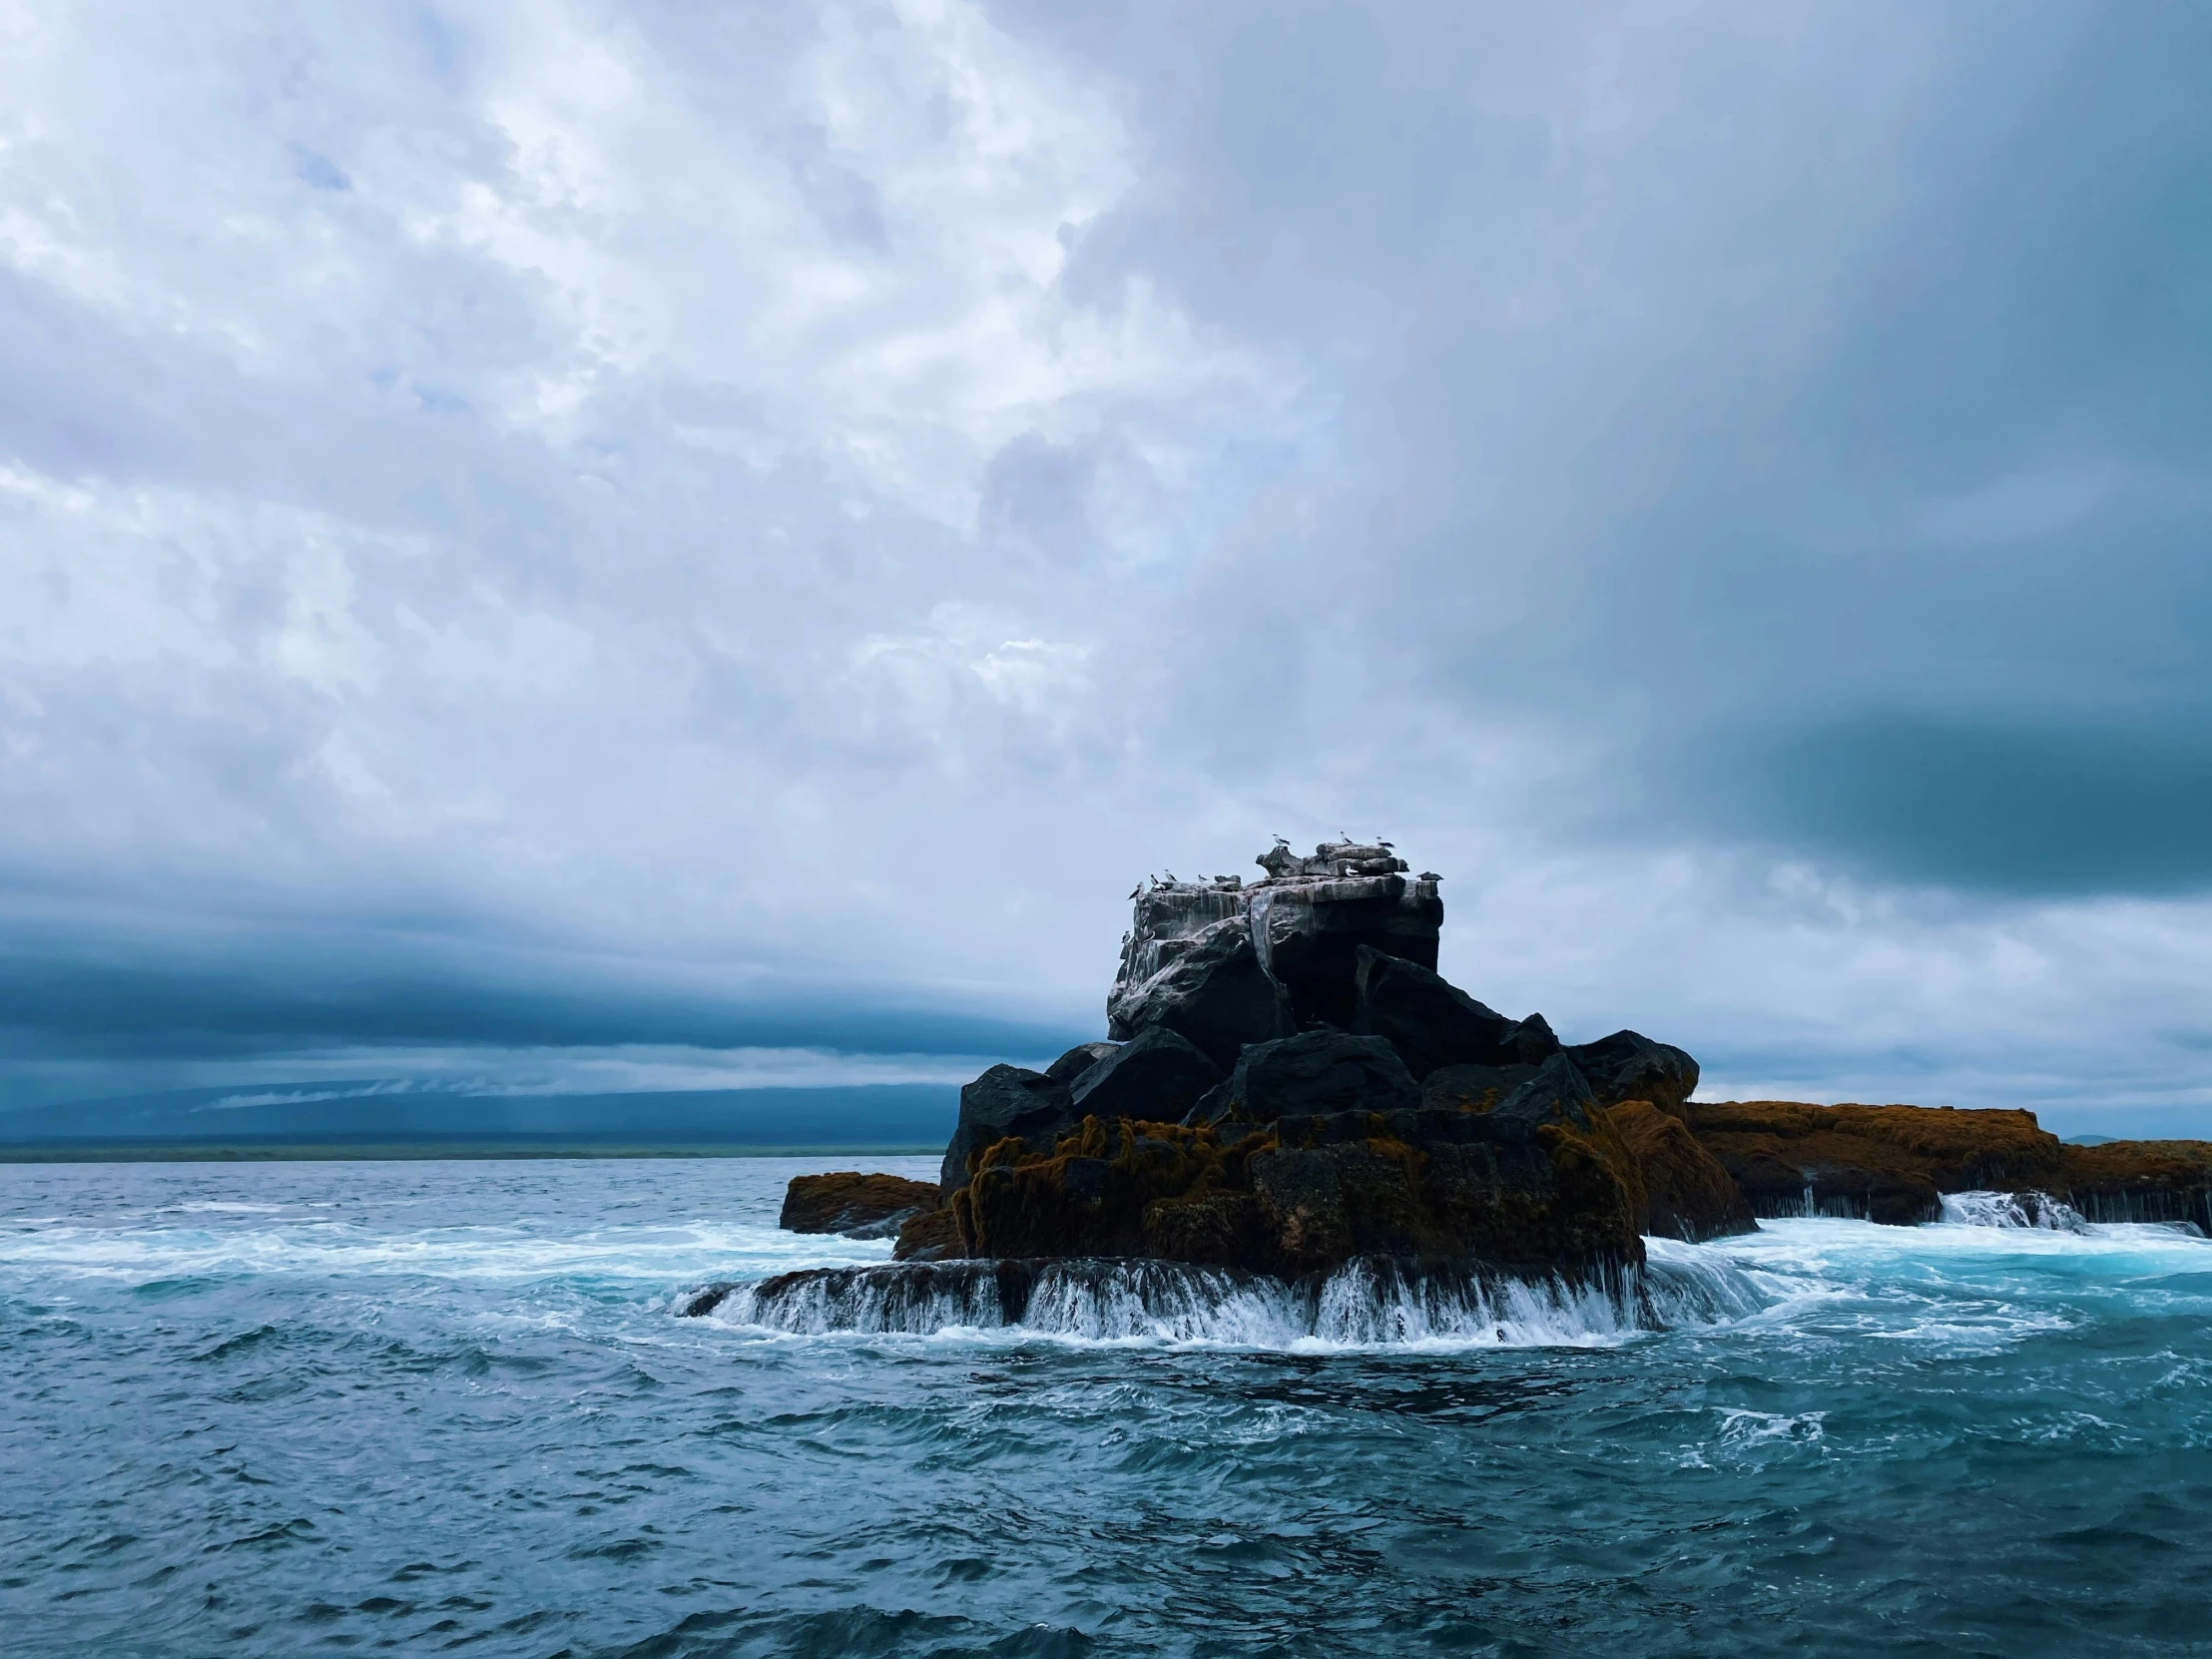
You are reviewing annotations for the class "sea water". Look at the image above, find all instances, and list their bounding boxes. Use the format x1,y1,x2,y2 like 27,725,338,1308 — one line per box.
1,1158,2208,1657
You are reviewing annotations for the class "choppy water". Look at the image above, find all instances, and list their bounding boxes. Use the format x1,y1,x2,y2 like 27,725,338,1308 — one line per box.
3,1159,2209,1658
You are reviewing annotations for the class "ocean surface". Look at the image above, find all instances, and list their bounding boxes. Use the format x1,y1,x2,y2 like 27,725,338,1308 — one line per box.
2,1158,2208,1658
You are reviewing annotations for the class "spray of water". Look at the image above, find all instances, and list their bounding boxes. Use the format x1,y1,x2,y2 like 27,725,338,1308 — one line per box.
688,1246,1771,1350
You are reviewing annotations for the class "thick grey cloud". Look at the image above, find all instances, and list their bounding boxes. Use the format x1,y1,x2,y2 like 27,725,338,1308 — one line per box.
2,0,2208,1133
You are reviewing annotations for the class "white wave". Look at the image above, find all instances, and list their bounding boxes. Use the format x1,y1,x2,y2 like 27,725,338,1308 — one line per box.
700,1246,1777,1352
1937,1190,2090,1233
0,1217,892,1286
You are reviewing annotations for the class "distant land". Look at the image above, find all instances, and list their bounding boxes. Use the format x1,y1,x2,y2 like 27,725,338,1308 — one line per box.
0,1082,959,1162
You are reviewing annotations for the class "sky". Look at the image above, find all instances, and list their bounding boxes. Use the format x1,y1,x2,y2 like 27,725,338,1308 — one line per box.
3,0,2210,1137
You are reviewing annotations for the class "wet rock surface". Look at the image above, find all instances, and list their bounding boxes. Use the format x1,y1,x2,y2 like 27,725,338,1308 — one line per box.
939,1065,1077,1196
2055,1138,2212,1229
1105,916,1293,1069
1605,1101,1756,1242
1214,1031,1419,1124
779,1171,942,1238
1068,1026,1222,1124
1567,1030,1700,1115
1674,1101,2212,1227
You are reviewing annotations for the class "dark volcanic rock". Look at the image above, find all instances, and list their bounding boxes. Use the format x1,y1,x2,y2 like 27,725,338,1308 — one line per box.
1566,1030,1700,1115
1070,1026,1224,1123
1108,846,1442,1039
1352,945,1516,1078
1493,1053,1598,1128
780,1171,941,1238
1605,1101,1756,1242
918,835,1716,1283
1420,1063,1537,1113
1218,1031,1419,1122
1499,1013,1562,1066
1106,916,1294,1069
891,1207,965,1262
1251,871,1444,1029
2057,1139,2212,1229
940,1064,1078,1195
950,1105,1645,1276
1045,1041,1120,1084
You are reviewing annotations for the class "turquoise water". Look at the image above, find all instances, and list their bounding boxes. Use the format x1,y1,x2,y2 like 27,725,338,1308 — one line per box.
2,1157,2208,1657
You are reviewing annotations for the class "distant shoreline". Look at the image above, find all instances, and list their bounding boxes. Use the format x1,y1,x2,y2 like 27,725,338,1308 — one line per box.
0,1139,941,1164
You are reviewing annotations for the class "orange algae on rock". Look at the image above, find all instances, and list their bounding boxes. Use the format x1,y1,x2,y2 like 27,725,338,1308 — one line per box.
2056,1139,2212,1229
1684,1101,2071,1224
779,1171,942,1236
1605,1100,1756,1242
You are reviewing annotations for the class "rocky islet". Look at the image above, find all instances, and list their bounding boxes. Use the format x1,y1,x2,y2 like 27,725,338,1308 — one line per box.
742,839,2212,1310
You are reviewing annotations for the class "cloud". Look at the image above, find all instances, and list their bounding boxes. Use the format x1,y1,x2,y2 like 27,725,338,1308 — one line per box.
2,1,2210,1128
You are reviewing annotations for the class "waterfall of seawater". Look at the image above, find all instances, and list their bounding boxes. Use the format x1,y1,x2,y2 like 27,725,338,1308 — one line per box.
1938,1190,2092,1232
689,1245,1771,1349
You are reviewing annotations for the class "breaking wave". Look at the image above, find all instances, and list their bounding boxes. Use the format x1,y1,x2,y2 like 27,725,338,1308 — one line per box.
1938,1190,2091,1233
688,1241,1771,1350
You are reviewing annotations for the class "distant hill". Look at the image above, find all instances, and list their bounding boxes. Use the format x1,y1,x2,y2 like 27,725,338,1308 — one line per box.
0,1082,958,1155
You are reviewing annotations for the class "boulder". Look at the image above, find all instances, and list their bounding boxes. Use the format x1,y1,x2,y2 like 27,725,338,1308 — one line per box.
1069,1025,1224,1124
940,1064,1078,1195
891,1207,966,1262
1106,916,1294,1070
1605,1101,1756,1242
1499,1013,1561,1066
780,1171,942,1238
1045,1041,1120,1084
1216,1031,1419,1122
1420,1062,1537,1113
1566,1030,1700,1115
1492,1053,1598,1129
1351,945,1516,1078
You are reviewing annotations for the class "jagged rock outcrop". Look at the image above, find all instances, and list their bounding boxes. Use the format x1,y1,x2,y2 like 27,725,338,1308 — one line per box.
1421,1062,1537,1112
1069,1026,1222,1124
780,1172,941,1238
1567,1030,1701,1115
1045,1041,1120,1083
1499,1013,1562,1066
1352,945,1518,1078
939,1064,1078,1196
776,835,1730,1286
1105,916,1294,1069
1605,1102,1756,1242
1109,844,1442,1037
768,841,2212,1280
1201,1031,1419,1126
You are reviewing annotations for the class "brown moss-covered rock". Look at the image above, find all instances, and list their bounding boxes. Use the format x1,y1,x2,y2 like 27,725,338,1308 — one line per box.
950,1103,1645,1278
2056,1139,2212,1229
891,1206,965,1262
780,1171,942,1237
1606,1100,1756,1241
1685,1101,2068,1224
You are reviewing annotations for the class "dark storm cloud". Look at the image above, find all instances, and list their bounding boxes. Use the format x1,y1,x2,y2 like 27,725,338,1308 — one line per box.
1703,713,2212,896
